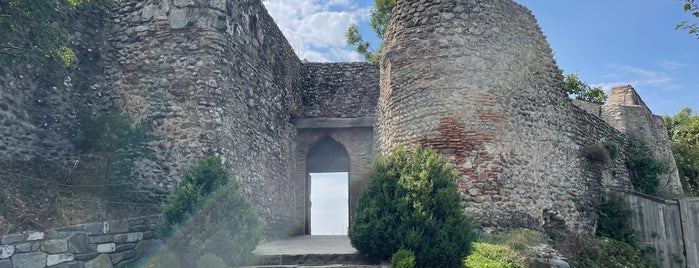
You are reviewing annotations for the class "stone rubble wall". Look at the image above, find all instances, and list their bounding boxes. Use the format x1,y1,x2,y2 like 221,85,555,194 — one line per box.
0,215,162,268
300,62,379,118
109,0,304,237
602,86,683,194
378,0,633,234
0,9,116,165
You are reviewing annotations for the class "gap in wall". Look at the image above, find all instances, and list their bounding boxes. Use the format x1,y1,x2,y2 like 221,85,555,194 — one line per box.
310,172,349,235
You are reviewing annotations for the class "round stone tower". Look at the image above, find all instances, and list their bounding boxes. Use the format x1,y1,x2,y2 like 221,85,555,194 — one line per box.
378,0,621,233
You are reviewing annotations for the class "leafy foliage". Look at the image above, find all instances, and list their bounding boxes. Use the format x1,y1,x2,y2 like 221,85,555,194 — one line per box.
391,249,416,268
596,194,635,244
604,141,620,160
568,237,656,268
345,0,394,62
155,156,263,267
677,0,699,39
0,0,113,67
464,242,526,268
664,107,699,196
624,139,667,196
564,72,608,105
349,146,476,267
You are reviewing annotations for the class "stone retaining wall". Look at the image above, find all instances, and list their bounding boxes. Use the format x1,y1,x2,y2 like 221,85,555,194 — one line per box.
0,215,162,268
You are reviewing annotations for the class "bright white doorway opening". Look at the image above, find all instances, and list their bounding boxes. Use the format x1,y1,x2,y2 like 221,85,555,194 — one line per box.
310,172,349,235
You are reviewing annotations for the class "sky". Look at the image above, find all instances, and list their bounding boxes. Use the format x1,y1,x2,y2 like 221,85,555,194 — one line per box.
310,172,349,235
261,0,697,115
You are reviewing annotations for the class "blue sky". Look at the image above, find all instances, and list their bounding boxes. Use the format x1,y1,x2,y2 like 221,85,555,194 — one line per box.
262,0,697,116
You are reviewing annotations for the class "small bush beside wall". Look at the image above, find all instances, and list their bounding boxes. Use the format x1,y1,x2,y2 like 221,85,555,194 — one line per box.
152,156,263,267
349,146,476,267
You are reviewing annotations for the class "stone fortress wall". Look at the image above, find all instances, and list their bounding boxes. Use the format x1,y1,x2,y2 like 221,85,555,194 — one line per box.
0,0,682,237
377,0,680,233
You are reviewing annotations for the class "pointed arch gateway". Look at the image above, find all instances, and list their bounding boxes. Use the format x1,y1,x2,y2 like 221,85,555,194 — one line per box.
305,136,350,235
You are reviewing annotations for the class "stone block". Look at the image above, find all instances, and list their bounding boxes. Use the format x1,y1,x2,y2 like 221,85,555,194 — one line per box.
83,223,106,235
115,243,135,252
173,0,195,7
85,254,112,268
129,225,146,232
67,233,91,253
109,250,134,264
11,252,46,268
209,0,226,11
26,232,45,241
113,233,142,244
169,8,198,29
14,243,32,253
106,220,128,234
142,231,155,240
1,233,25,244
88,235,113,244
0,245,14,259
52,261,83,268
96,243,116,253
74,252,99,261
42,239,68,254
0,259,11,268
47,253,74,266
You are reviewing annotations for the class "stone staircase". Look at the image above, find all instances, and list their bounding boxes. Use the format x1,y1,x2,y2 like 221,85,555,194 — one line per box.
245,236,388,268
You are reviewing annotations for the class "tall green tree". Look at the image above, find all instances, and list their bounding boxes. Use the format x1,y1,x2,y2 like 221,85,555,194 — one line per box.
0,0,111,67
564,72,608,105
346,0,395,62
664,107,699,196
677,0,699,39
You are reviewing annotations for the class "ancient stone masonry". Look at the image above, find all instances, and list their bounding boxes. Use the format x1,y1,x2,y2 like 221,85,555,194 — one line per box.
0,0,684,237
0,215,161,268
378,0,644,233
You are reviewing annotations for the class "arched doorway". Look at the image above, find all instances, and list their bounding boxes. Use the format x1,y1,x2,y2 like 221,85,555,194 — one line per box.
306,136,350,235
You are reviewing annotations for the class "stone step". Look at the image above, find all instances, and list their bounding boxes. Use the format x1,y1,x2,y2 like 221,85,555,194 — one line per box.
242,265,387,268
251,236,383,267
254,253,380,266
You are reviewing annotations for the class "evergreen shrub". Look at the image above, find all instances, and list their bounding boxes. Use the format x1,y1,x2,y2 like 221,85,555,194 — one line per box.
392,248,416,268
624,140,667,196
154,156,263,267
348,146,476,267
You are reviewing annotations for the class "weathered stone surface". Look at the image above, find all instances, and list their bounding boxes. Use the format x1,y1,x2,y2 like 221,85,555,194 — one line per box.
83,223,105,235
52,261,83,268
88,235,113,244
26,232,45,241
1,233,25,244
74,251,99,261
96,243,116,253
109,250,134,264
113,233,142,244
115,243,135,252
42,239,68,254
377,0,632,233
14,243,32,253
11,252,46,268
85,254,112,268
67,233,91,253
0,259,11,268
0,245,14,259
106,220,128,234
47,253,74,266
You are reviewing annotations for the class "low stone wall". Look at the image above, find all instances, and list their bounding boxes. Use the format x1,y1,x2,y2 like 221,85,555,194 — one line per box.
0,215,162,268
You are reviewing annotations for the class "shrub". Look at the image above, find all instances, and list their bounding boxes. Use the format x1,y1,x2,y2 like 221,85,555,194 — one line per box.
481,228,547,255
392,249,416,268
154,156,263,267
584,144,611,166
349,146,476,267
464,242,526,268
625,140,667,196
159,156,230,236
570,237,657,268
596,194,635,244
604,141,620,159
196,253,227,268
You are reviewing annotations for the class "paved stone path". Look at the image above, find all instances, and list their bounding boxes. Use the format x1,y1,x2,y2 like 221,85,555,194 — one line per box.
253,235,359,255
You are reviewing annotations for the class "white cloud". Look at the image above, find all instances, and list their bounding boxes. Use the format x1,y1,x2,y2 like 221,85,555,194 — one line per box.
593,64,680,92
657,59,688,71
262,0,371,62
